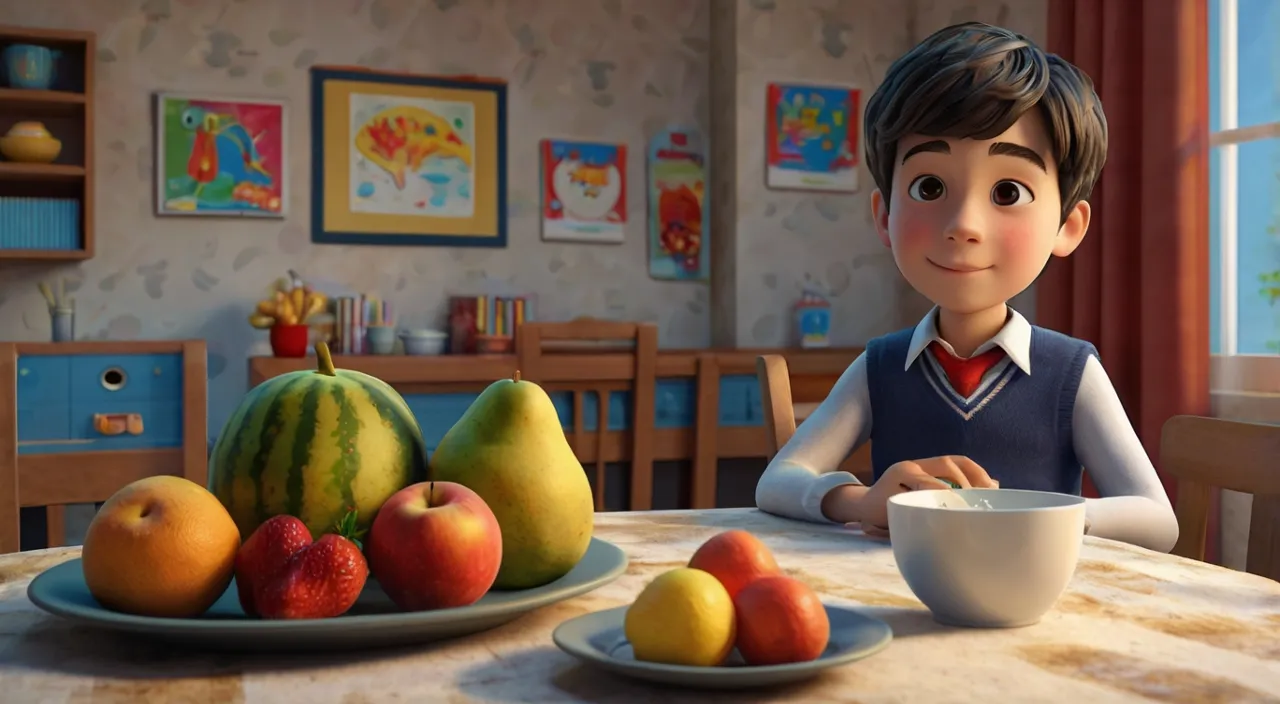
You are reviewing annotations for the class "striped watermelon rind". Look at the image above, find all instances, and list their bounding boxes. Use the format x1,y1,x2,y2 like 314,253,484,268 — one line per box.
209,342,428,540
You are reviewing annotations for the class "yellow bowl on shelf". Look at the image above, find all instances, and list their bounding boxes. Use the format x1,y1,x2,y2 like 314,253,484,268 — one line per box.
0,121,62,163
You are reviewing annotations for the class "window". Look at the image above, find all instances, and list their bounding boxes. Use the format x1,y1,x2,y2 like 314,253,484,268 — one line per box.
1209,0,1280,356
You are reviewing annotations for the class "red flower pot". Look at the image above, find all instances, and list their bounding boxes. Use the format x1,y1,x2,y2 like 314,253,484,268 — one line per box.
270,324,309,358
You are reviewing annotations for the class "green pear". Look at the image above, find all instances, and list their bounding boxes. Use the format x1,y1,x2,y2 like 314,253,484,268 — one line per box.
429,371,595,589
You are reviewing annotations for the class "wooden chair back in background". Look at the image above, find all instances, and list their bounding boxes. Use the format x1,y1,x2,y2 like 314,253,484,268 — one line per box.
516,320,657,511
755,353,873,484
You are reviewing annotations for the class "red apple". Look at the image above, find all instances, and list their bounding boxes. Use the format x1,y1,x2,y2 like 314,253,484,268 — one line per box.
367,481,503,611
734,575,830,665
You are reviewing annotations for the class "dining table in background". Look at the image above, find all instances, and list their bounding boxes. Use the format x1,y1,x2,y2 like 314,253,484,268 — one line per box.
0,508,1277,703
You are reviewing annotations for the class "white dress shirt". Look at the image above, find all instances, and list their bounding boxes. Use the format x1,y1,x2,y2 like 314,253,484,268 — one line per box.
755,306,1180,553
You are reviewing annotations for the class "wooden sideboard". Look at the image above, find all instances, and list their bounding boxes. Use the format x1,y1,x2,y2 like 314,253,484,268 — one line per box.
1,341,208,553
248,347,867,511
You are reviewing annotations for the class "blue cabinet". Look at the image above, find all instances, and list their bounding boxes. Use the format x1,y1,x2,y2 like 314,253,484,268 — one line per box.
15,353,185,455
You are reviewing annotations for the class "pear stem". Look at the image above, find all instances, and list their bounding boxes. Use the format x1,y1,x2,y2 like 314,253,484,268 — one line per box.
315,342,336,376
426,481,435,509
512,369,521,382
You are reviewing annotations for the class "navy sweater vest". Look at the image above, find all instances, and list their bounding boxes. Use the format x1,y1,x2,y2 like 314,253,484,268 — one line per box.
864,325,1096,495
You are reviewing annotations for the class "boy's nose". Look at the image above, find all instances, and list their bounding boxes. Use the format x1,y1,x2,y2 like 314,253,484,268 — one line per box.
943,199,985,244
945,227,983,244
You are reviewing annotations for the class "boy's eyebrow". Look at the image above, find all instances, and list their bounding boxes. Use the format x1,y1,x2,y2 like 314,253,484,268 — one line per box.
989,142,1047,172
901,140,949,164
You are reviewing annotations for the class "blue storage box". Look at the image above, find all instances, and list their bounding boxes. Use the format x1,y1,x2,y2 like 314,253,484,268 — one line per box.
0,197,80,250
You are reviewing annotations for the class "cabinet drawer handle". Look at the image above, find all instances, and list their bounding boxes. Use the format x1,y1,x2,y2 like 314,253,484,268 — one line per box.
94,413,144,436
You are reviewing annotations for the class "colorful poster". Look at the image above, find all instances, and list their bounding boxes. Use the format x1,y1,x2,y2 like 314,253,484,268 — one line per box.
765,82,860,192
155,93,287,217
647,127,709,281
540,139,626,243
350,94,475,219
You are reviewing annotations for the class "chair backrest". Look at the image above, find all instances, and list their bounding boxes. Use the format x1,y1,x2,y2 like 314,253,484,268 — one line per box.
756,354,797,459
517,320,658,511
1160,414,1280,581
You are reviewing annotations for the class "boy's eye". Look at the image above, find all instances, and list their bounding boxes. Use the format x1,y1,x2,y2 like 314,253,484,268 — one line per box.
907,175,946,202
991,180,1034,206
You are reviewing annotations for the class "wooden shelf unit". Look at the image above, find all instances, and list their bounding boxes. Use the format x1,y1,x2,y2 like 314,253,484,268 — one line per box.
0,25,95,261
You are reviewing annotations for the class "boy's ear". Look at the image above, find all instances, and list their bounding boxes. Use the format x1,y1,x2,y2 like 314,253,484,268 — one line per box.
870,188,891,248
1052,200,1091,258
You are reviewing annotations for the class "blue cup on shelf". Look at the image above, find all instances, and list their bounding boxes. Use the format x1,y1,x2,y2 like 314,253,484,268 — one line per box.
3,44,59,90
366,325,396,355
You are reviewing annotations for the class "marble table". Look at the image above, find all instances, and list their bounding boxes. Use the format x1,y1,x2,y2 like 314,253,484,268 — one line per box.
2,508,1279,703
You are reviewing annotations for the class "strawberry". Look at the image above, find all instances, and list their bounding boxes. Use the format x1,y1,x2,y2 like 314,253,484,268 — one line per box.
252,510,369,620
234,514,313,617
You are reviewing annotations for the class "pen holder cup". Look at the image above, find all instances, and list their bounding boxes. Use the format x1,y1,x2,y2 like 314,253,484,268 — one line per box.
50,306,74,342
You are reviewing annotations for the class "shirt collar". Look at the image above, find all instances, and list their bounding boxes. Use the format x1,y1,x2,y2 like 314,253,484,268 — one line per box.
903,306,1033,375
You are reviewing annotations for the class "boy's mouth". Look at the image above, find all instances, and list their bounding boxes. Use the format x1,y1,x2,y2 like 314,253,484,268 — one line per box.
928,258,992,274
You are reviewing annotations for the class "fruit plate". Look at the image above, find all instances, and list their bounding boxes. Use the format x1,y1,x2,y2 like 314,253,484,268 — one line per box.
27,537,627,652
551,604,892,690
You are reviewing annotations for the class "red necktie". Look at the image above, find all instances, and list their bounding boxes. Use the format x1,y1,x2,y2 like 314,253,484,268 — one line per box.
928,341,1008,397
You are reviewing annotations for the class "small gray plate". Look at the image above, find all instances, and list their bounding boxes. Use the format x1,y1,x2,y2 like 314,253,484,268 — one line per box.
27,537,627,652
552,604,893,689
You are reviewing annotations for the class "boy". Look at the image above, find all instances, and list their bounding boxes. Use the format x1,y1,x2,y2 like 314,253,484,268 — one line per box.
755,22,1179,553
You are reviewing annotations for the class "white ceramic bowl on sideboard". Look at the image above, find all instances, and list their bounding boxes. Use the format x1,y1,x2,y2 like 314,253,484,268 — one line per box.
886,488,1086,628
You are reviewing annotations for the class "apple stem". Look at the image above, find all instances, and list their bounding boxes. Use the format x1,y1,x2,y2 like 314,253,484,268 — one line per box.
315,342,337,376
427,481,434,509
512,369,521,382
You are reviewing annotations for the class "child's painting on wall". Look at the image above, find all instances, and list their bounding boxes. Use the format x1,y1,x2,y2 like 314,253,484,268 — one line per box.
155,93,287,217
647,128,709,281
540,139,627,243
349,95,476,219
765,82,860,193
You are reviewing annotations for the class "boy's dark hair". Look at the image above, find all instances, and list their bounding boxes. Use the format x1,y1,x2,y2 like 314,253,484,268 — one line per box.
864,22,1107,221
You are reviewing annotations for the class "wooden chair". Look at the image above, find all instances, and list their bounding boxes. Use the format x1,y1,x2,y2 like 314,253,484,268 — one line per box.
1160,414,1280,581
756,354,872,482
516,320,657,511
0,341,208,554
757,355,797,461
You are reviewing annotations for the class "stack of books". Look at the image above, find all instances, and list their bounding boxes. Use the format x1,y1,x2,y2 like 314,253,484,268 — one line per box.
332,294,394,355
448,294,537,354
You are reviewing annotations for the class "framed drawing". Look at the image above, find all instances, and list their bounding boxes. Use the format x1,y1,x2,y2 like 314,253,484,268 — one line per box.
310,66,508,248
765,82,860,193
154,93,288,217
540,138,626,244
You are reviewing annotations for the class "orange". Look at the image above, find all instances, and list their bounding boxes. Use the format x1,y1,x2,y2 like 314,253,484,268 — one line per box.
82,475,241,618
688,529,780,600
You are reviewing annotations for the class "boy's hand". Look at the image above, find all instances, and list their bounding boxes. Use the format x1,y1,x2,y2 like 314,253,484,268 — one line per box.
855,456,998,537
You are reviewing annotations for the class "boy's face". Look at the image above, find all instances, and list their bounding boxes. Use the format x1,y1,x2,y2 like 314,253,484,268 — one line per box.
871,111,1090,316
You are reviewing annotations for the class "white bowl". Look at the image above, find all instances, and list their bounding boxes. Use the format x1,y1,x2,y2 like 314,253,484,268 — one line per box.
398,329,446,356
887,489,1086,628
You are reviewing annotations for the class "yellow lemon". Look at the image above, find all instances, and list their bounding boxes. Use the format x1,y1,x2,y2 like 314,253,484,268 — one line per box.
624,567,736,667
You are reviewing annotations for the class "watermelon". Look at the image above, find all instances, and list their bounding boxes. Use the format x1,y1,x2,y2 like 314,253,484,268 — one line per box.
209,341,427,540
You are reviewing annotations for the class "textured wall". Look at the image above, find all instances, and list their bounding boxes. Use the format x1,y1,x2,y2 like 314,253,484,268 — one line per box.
0,0,712,434
0,0,1048,435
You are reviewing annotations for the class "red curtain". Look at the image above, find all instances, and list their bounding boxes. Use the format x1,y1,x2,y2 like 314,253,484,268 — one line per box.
1041,0,1213,557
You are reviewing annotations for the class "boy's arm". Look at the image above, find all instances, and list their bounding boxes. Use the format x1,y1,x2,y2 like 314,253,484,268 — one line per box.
755,352,873,524
1073,355,1180,553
